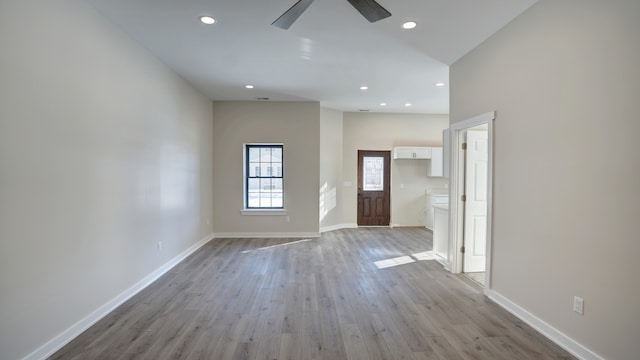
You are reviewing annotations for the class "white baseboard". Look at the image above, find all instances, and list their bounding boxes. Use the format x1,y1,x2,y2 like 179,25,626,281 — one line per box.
213,232,320,239
23,233,215,360
320,223,358,233
433,253,450,271
485,289,604,360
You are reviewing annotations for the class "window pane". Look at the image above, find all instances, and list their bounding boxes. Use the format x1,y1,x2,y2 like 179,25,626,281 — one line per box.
249,163,260,177
272,179,283,192
272,195,283,208
260,193,272,207
248,193,260,208
260,178,272,191
261,163,272,177
363,156,384,191
260,147,271,162
273,163,282,177
271,147,282,162
249,148,260,162
248,178,260,192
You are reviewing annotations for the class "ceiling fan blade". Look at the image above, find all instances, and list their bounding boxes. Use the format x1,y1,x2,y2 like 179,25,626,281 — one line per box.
346,0,391,23
272,0,315,30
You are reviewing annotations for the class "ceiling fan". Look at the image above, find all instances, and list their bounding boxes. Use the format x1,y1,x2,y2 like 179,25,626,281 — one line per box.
272,0,391,30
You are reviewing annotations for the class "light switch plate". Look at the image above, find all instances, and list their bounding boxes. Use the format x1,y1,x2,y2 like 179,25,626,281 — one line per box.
573,296,584,315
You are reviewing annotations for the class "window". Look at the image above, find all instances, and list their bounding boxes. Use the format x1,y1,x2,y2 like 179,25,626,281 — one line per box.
362,156,384,191
245,144,283,209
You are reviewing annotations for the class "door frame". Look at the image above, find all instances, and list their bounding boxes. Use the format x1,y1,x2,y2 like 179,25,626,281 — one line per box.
357,150,391,226
449,111,495,290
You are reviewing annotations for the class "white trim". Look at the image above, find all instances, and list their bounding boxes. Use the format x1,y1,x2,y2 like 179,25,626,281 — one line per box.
320,223,357,233
451,111,495,130
433,253,451,271
240,209,287,216
214,232,321,239
22,233,215,360
449,111,495,292
449,124,462,273
485,290,604,360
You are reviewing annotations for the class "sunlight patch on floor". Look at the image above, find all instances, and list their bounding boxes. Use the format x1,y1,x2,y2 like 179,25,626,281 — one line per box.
374,250,435,269
241,238,312,254
411,250,435,260
374,256,415,269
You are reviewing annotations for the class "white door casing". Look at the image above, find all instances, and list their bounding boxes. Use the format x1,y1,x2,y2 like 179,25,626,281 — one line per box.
463,130,488,272
448,111,494,291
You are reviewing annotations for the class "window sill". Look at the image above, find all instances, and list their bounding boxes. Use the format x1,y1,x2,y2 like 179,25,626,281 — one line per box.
241,209,287,216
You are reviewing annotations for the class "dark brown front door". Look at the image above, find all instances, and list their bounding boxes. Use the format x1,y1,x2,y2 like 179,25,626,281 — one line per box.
357,150,391,226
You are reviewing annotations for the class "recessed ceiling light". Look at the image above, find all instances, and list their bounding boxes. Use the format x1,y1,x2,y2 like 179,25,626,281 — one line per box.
405,103,412,107
380,102,387,106
360,86,369,90
435,82,445,87
245,85,254,89
402,21,417,30
200,16,216,25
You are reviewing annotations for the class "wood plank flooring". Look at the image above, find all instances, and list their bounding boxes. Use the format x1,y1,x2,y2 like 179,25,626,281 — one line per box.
50,228,574,360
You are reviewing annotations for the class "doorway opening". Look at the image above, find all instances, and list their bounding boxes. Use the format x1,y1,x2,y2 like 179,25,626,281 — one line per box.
357,150,391,226
449,112,494,290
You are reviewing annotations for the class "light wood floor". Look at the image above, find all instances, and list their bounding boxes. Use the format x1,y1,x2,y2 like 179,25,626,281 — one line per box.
51,228,574,360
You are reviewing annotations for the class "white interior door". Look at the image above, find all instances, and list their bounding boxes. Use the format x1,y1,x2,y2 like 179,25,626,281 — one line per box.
463,130,488,272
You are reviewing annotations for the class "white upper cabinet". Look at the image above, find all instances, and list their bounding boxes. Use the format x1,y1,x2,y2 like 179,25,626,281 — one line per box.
427,147,443,177
393,147,431,159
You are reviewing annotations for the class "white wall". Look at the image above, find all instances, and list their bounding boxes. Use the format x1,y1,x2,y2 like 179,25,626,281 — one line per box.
319,108,344,231
0,1,214,359
450,1,640,359
212,101,320,236
342,112,449,226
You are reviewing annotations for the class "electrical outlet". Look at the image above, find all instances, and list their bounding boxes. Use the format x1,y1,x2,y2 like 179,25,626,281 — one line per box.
573,296,584,315
285,216,290,223
157,241,163,252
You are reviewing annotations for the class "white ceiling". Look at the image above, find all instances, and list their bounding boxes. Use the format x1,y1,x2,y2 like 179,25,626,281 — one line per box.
86,0,537,114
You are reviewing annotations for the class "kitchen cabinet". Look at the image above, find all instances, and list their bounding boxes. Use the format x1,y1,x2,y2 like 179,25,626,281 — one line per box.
426,192,448,230
427,147,443,177
393,147,431,159
433,204,449,265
